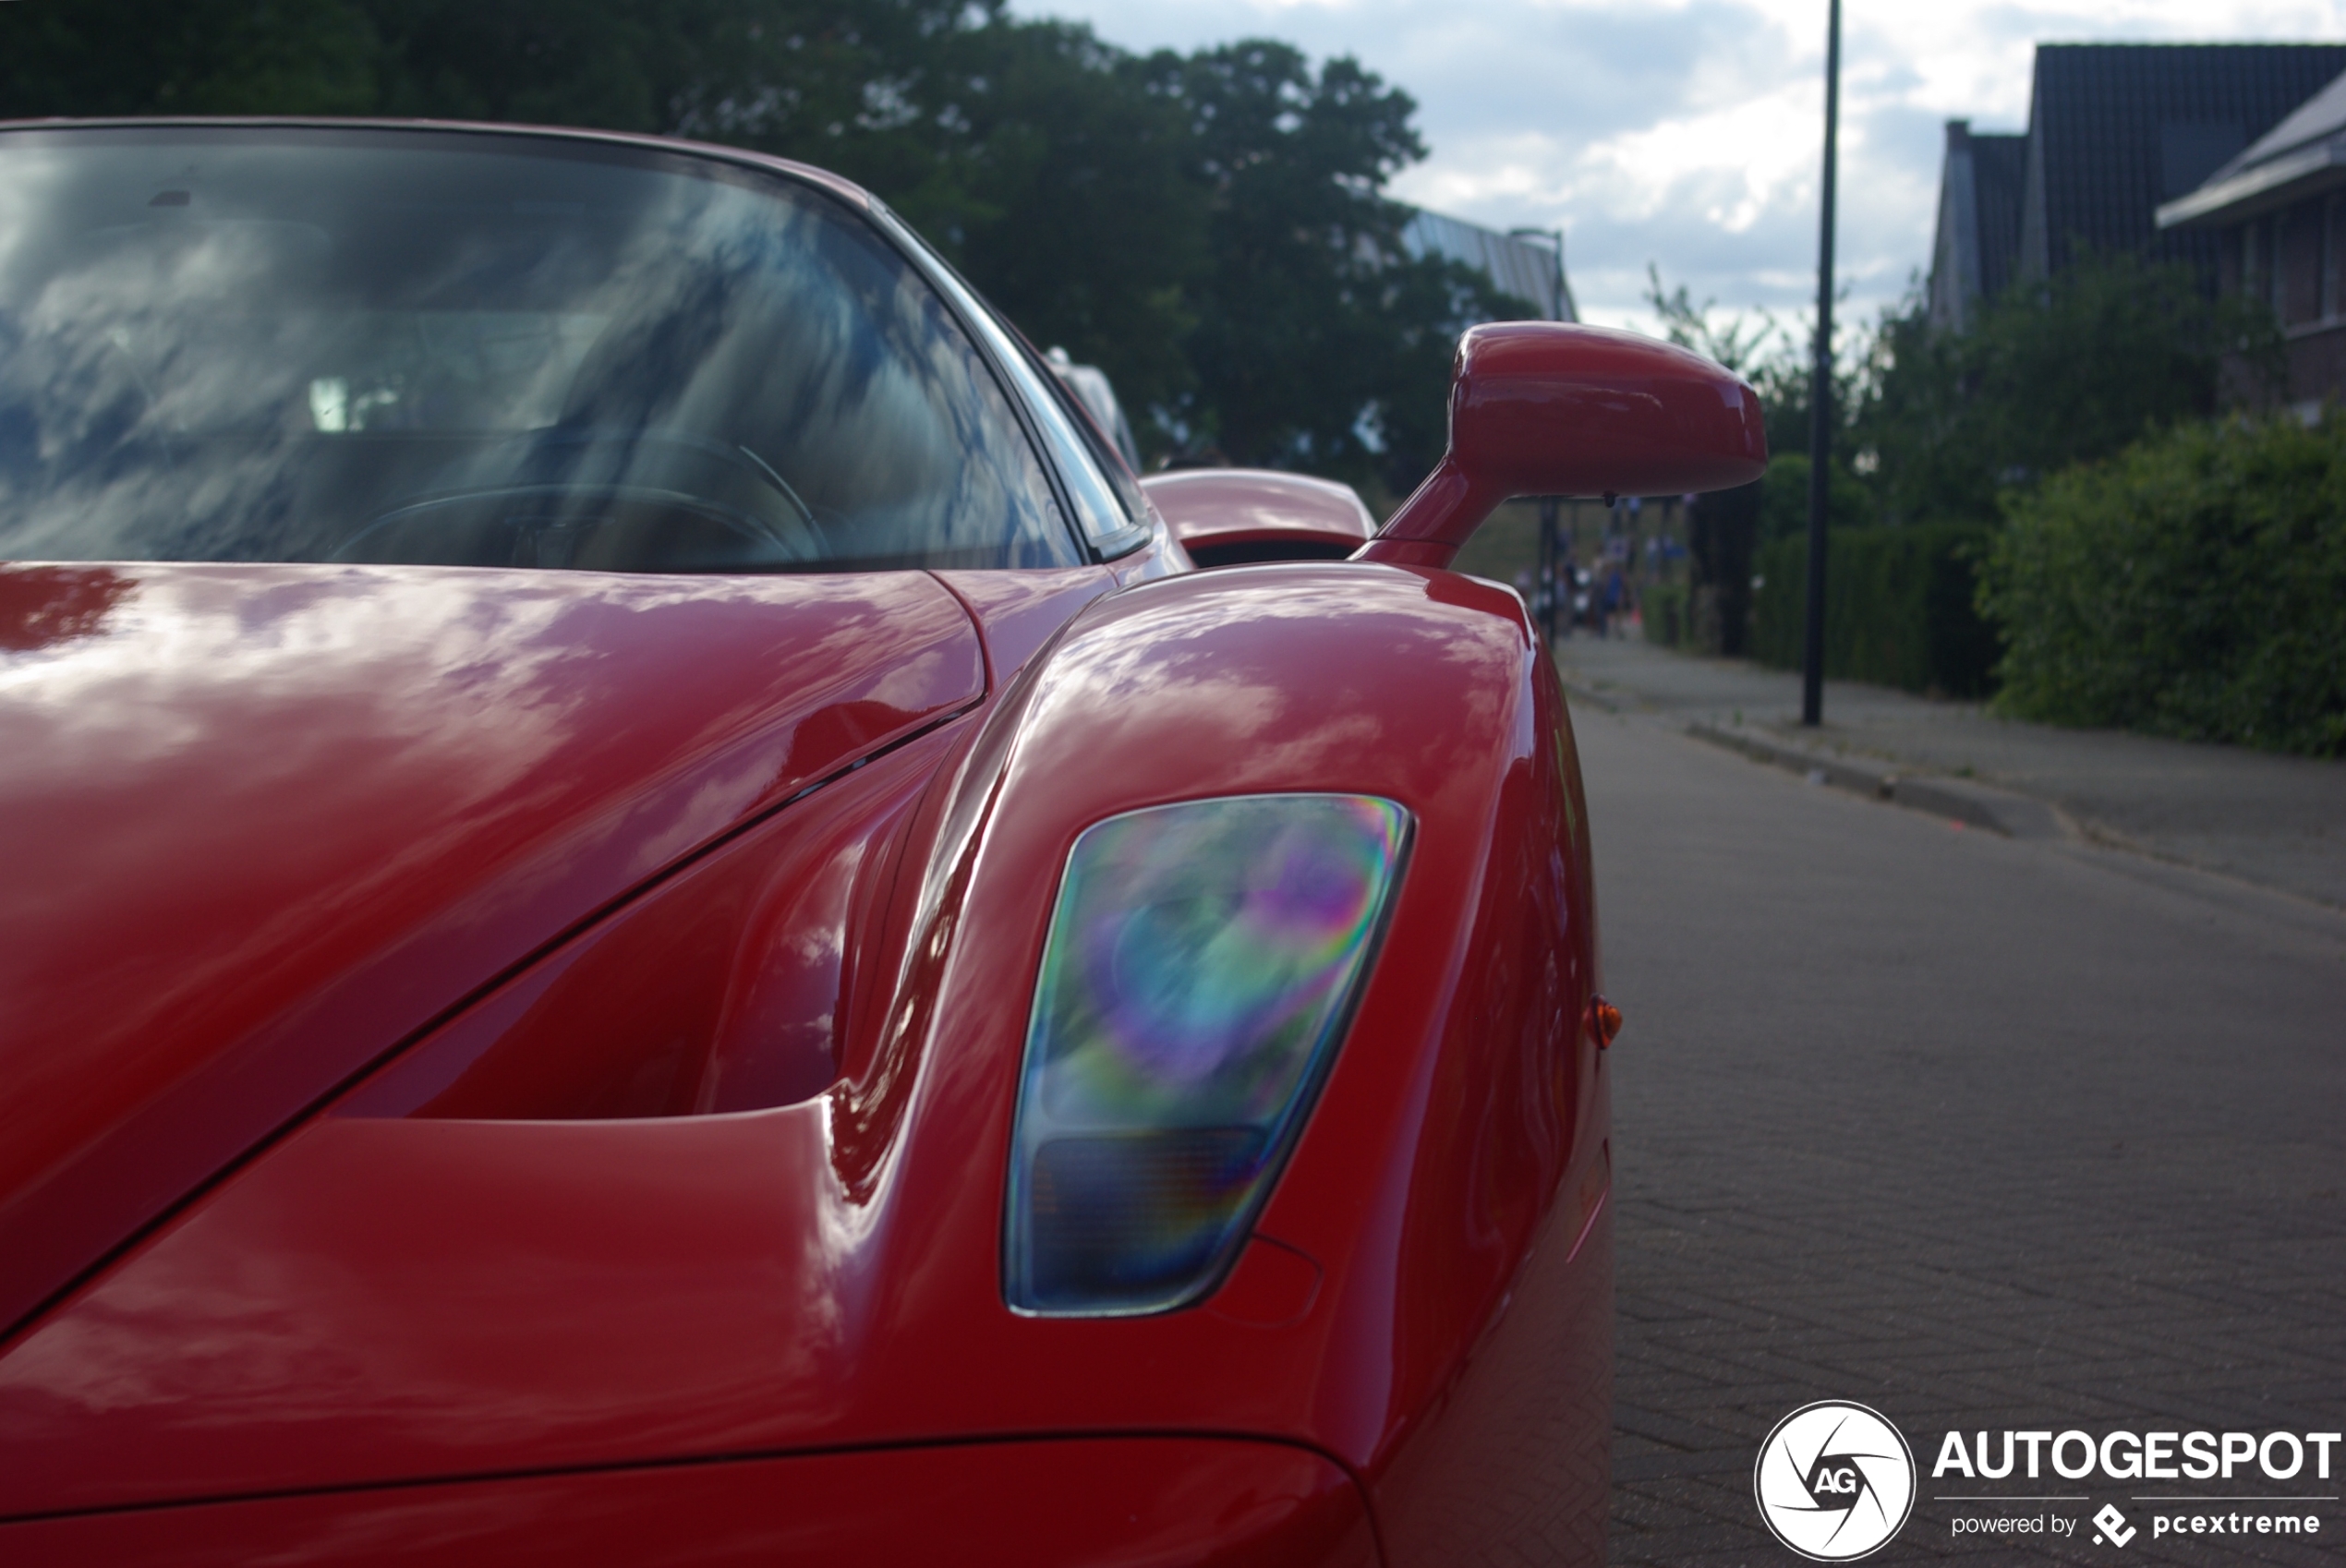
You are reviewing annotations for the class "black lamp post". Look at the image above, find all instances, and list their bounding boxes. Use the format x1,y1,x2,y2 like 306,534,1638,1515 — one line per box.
1506,226,1569,322
1801,0,1841,727
1510,227,1571,645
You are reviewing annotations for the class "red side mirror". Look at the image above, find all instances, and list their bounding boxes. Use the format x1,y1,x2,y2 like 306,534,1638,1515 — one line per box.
1357,322,1767,570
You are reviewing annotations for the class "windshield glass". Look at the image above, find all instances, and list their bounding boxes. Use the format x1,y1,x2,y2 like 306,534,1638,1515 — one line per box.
0,127,1080,573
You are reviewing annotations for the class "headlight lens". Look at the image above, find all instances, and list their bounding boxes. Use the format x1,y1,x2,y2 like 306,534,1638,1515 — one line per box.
1005,793,1409,1315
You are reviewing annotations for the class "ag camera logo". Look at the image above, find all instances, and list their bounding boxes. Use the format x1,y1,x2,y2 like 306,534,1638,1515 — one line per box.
1755,1401,1917,1561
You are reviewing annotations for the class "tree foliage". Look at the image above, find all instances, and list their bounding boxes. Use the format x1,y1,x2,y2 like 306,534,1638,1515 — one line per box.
1980,414,2346,755
1854,250,2281,525
1645,249,2279,528
1645,267,1867,657
0,0,381,115
0,0,1522,483
1749,523,1998,698
1641,264,1857,464
1156,41,1523,478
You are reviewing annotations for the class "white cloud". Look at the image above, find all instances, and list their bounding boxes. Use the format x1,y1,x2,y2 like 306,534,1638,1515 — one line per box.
1018,0,2346,333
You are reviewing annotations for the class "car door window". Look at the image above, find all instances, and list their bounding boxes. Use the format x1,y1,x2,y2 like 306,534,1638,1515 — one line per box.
0,127,1082,573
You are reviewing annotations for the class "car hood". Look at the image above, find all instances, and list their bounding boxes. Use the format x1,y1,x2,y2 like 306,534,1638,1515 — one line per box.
0,561,982,1338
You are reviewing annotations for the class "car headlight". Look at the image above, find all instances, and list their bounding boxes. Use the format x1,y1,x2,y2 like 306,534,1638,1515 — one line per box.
1004,793,1410,1316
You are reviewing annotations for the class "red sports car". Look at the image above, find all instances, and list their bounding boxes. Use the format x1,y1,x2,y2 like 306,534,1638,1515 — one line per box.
0,121,1762,1565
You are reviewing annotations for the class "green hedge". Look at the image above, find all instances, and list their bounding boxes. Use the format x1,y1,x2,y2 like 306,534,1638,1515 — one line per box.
1643,582,1690,648
1750,524,1998,697
1979,415,2346,755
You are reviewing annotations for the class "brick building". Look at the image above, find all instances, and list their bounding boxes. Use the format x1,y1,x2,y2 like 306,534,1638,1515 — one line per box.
1929,43,2346,333
2159,67,2346,407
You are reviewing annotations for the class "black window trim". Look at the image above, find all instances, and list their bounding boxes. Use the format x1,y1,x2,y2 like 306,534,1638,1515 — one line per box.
998,325,1155,555
859,199,1155,563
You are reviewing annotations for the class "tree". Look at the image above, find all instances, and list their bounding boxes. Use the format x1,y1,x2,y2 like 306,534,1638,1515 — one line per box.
868,20,1206,430
1642,264,1862,461
0,2,1515,477
1645,266,1866,653
1981,412,2346,754
1158,40,1530,485
1854,249,2281,525
1642,264,1779,376
0,0,380,116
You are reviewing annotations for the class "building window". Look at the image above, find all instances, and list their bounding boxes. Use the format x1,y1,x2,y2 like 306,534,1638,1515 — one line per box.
2327,196,2342,321
2273,212,2292,320
2243,215,2279,319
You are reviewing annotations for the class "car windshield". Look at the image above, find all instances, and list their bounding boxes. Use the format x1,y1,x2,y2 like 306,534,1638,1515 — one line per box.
0,127,1080,573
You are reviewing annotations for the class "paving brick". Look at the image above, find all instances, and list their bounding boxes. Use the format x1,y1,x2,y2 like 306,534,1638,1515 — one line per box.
1574,708,2346,1567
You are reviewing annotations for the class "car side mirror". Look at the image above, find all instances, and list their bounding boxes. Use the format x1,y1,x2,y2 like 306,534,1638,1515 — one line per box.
1356,321,1767,570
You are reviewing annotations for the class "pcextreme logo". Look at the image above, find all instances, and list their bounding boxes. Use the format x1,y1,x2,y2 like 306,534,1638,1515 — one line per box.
1754,1401,1918,1561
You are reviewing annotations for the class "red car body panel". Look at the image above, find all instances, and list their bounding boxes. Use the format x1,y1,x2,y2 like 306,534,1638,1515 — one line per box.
931,564,1116,682
0,1438,1379,1567
0,565,1608,1562
0,562,982,1341
1137,469,1378,562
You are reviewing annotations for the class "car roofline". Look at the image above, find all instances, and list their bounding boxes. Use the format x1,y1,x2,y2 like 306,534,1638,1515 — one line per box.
0,115,876,211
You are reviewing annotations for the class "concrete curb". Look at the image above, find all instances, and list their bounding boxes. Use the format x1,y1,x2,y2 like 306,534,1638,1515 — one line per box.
1688,726,2074,838
1673,718,2346,936
1559,666,2084,841
1683,722,2071,839
1559,661,2346,923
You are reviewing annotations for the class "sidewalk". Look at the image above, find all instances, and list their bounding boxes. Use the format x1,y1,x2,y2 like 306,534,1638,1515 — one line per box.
1555,633,2346,911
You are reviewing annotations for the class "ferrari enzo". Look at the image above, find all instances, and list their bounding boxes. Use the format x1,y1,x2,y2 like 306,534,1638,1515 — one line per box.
0,121,1763,1564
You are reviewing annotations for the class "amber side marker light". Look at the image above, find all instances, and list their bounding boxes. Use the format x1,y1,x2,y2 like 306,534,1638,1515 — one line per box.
1591,997,1623,1049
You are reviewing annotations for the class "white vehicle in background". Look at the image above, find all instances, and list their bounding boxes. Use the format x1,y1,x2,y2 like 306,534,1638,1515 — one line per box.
1044,346,1142,472
1040,350,1382,573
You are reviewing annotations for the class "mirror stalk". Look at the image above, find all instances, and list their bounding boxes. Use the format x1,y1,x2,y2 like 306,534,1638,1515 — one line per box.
1355,458,1503,570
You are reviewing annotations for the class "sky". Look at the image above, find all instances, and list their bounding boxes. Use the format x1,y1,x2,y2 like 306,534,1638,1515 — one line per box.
1019,0,2346,345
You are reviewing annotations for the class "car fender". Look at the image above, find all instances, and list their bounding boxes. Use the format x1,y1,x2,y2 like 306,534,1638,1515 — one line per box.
864,561,1612,1556
0,563,1609,1568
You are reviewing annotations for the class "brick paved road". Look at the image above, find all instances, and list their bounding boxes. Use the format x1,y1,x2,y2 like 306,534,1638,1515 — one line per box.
1572,704,2346,1567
